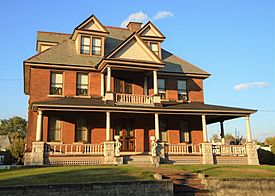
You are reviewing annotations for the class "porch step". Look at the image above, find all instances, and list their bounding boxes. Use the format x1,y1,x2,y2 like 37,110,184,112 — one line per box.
123,155,152,165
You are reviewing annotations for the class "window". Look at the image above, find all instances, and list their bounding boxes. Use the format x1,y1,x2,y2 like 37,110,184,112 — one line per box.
160,119,167,142
80,36,91,54
92,37,102,55
77,73,88,96
75,118,88,142
115,78,132,94
50,72,63,95
150,42,159,56
48,117,61,142
178,80,188,101
180,120,190,143
158,79,166,99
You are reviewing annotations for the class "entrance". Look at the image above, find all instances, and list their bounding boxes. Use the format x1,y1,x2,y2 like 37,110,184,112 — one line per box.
114,119,135,151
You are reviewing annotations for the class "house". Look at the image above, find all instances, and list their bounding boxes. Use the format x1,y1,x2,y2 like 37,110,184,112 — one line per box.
23,15,259,166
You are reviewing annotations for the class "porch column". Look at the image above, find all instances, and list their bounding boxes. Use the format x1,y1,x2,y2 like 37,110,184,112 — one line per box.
144,77,148,95
107,67,111,92
220,121,225,144
101,73,105,97
246,115,252,143
154,113,160,140
106,111,111,141
202,114,208,142
153,70,158,95
36,110,43,141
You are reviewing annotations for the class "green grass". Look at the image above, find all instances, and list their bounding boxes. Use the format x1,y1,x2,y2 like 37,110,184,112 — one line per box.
0,166,154,186
161,164,275,178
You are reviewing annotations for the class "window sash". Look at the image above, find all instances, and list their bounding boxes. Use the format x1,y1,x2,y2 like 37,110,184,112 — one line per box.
160,120,167,141
76,118,88,142
158,79,166,99
92,38,101,55
150,43,159,56
80,37,91,54
180,120,189,143
50,73,63,95
178,80,188,101
77,73,89,96
48,117,61,141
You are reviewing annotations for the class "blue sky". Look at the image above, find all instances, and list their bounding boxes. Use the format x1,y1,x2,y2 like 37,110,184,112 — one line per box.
0,0,274,141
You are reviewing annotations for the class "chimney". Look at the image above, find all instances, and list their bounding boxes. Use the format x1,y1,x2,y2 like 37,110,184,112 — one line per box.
126,22,142,32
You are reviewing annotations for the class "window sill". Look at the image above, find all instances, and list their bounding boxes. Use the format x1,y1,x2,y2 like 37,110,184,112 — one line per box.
46,142,63,144
73,141,88,144
47,95,65,98
74,95,91,98
177,100,191,103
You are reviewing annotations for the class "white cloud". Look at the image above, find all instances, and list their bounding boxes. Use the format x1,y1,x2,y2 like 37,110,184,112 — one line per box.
153,11,174,20
234,82,270,91
120,12,149,27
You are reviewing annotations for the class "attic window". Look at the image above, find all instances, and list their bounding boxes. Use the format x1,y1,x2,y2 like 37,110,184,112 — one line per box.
92,37,102,55
80,36,91,54
150,42,159,56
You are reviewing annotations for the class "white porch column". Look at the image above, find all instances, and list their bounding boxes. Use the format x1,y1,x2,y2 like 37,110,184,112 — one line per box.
220,121,225,144
153,70,158,95
246,115,252,143
144,76,148,95
36,110,43,141
106,111,111,141
202,114,208,142
154,113,160,140
107,67,111,92
101,73,105,97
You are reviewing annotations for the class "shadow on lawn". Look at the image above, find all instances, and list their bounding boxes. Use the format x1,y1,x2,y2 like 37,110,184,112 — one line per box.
0,167,147,187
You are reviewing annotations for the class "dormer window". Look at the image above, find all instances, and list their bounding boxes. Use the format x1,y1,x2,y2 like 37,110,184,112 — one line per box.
150,42,159,56
92,37,102,55
80,36,91,54
80,36,102,56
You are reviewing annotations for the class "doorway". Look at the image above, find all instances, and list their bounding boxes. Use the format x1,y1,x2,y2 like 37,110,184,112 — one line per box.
114,119,135,151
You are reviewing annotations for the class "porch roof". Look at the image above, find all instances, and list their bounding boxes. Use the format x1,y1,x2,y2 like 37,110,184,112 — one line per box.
31,97,256,124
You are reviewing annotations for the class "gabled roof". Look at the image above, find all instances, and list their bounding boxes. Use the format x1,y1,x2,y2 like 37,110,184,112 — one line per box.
137,21,165,40
37,31,70,43
106,33,163,64
25,25,209,76
75,14,108,33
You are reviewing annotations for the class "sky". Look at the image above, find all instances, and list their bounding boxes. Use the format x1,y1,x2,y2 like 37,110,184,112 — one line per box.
0,0,274,141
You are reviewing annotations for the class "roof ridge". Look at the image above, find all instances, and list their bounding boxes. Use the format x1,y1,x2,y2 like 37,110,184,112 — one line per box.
105,26,128,30
37,31,71,36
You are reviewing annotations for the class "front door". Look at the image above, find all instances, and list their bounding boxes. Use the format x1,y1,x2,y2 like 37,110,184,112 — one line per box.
114,119,135,151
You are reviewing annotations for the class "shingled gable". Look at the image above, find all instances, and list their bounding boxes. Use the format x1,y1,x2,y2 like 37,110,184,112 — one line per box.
71,15,109,40
137,21,166,41
106,33,163,64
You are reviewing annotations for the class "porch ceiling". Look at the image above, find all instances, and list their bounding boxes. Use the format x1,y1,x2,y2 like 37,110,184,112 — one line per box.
31,97,256,121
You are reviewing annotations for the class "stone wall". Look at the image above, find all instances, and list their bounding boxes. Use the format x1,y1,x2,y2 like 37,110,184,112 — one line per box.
0,180,173,196
204,178,275,195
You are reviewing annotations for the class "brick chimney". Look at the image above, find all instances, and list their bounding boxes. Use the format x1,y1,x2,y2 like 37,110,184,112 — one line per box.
126,22,142,32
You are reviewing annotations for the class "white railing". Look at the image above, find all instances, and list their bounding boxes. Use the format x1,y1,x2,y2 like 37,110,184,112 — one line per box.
165,144,202,155
46,143,104,155
115,93,154,104
212,145,247,156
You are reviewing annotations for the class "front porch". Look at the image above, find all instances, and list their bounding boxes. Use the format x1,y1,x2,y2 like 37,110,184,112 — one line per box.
24,106,259,166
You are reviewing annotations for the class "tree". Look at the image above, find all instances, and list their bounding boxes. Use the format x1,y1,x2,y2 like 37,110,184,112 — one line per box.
8,132,26,164
0,116,27,137
265,136,275,154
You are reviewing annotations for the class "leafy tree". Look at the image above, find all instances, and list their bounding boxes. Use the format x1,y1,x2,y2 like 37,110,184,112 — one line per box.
265,136,275,154
8,132,26,164
0,116,27,137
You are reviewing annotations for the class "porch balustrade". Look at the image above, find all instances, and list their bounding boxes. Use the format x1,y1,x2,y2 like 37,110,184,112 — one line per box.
115,93,154,104
46,143,104,155
212,144,247,156
165,144,202,155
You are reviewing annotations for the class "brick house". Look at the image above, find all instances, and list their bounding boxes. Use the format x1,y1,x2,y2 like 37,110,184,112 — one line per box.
23,15,259,165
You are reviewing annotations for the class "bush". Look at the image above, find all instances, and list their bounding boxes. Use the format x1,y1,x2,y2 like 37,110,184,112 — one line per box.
258,148,275,165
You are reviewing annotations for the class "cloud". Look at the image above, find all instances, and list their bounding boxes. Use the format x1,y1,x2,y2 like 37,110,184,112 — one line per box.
120,12,149,27
234,82,270,91
153,11,174,20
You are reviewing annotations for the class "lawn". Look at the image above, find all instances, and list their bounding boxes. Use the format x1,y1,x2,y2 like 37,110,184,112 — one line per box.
161,164,275,178
0,166,154,186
